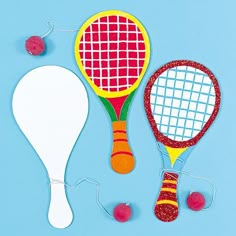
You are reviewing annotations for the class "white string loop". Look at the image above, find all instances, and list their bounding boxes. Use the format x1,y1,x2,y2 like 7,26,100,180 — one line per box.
49,177,114,218
157,143,216,210
41,21,80,38
160,168,216,210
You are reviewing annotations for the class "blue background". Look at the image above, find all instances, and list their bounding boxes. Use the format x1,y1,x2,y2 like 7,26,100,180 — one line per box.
0,0,235,235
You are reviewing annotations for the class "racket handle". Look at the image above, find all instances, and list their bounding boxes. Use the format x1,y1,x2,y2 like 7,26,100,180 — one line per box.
110,121,135,174
48,184,73,228
155,172,179,222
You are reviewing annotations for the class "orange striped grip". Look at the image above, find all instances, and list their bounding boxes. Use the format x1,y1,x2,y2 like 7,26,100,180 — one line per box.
110,121,135,174
155,172,179,222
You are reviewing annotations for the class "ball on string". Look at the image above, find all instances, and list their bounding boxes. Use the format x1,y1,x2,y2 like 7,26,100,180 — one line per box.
113,203,132,222
187,192,206,211
25,36,45,56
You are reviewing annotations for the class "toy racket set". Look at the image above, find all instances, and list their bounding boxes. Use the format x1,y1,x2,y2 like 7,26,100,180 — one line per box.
12,10,221,228
75,10,150,174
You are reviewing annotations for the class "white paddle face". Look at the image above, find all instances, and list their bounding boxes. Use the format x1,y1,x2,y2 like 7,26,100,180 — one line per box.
12,65,89,229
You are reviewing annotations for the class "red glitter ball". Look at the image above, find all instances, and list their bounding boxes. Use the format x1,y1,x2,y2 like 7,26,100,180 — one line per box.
187,192,206,211
25,36,45,56
113,203,132,223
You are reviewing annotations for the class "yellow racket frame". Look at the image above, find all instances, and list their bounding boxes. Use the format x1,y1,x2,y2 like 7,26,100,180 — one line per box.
74,10,150,98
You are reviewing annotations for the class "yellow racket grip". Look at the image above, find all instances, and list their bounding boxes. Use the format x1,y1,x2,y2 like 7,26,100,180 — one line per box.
110,121,135,174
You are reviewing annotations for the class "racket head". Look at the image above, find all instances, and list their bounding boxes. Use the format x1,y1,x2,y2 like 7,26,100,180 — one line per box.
144,60,221,148
75,10,150,98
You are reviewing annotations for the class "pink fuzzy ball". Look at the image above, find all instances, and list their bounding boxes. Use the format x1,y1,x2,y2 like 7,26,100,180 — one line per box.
187,192,206,211
25,36,45,56
113,203,132,222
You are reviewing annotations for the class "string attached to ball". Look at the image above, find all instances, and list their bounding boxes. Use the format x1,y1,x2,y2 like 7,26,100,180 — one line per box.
49,177,132,223
160,169,216,211
157,143,216,212
25,22,80,56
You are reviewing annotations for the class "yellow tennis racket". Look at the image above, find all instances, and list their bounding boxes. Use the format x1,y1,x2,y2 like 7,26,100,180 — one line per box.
75,10,150,174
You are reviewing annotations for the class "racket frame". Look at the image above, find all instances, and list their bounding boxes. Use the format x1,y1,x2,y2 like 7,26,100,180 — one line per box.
74,10,150,98
144,60,221,148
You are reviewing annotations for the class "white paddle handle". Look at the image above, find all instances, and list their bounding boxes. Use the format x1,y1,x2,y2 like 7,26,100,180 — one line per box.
48,184,73,229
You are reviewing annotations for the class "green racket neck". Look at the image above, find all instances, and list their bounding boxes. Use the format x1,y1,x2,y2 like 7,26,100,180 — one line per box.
99,91,136,122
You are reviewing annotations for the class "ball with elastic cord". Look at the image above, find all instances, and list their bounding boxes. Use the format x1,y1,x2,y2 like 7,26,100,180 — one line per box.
113,203,132,222
25,36,45,56
187,192,206,211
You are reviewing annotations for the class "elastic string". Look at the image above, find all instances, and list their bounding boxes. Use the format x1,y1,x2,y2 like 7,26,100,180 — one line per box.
49,177,114,218
41,22,80,38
